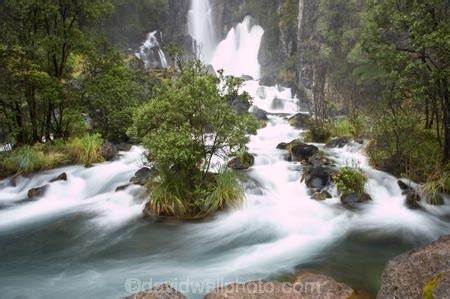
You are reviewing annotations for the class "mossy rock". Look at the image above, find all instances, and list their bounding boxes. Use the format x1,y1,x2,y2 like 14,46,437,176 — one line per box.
228,152,255,170
288,113,310,129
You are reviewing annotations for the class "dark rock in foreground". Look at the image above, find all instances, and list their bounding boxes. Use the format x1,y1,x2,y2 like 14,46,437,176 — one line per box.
397,180,422,209
50,172,67,183
377,234,450,299
130,167,154,186
205,272,354,299
290,143,319,162
124,284,186,299
28,184,49,199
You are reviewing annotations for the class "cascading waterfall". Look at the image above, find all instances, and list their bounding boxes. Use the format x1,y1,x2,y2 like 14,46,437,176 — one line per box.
137,31,168,69
188,0,216,62
211,16,264,79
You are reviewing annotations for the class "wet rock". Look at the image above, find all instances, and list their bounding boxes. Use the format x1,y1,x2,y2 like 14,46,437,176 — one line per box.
49,172,67,183
256,87,267,99
341,192,372,205
325,137,353,148
259,76,276,86
130,167,154,186
115,184,130,192
276,142,289,150
28,184,49,199
205,272,354,299
290,143,319,162
302,166,333,190
271,97,284,110
124,284,186,299
102,141,118,161
252,107,268,121
288,113,311,129
397,180,422,209
228,153,255,170
398,179,412,191
377,235,450,299
241,74,254,81
117,143,133,152
206,64,216,75
312,190,333,201
231,96,251,114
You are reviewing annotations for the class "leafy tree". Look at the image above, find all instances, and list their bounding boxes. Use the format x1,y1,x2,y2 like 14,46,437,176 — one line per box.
130,60,257,217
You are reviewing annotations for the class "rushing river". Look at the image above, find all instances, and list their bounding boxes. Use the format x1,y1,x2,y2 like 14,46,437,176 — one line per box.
1,2,450,299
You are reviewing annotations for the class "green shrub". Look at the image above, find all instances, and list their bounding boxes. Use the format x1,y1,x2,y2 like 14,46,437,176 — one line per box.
67,133,104,165
0,145,63,174
333,166,368,194
421,170,449,205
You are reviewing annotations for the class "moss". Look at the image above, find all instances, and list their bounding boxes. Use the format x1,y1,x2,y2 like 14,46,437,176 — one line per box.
333,166,368,195
423,272,444,299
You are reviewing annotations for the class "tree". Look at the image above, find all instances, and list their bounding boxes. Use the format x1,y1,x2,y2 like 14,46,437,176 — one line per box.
130,60,257,218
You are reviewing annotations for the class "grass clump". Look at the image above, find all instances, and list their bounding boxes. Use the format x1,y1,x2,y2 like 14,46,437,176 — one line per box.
333,166,368,194
67,133,104,165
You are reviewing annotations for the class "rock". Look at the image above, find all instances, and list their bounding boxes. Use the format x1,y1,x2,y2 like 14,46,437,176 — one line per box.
124,284,186,299
28,184,49,199
102,141,118,161
307,153,333,168
115,184,130,192
276,142,289,150
256,87,267,99
303,166,333,190
398,179,412,191
205,272,354,299
259,76,276,86
252,107,268,121
49,172,67,183
290,143,319,162
312,190,332,201
405,191,421,209
206,64,216,75
117,143,133,152
271,97,284,110
325,137,353,148
341,192,372,205
228,153,255,170
130,167,154,186
288,113,311,129
377,235,450,299
231,96,251,114
241,74,254,81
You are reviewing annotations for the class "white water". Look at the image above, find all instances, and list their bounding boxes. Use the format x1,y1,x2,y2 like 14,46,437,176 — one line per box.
188,0,216,62
1,11,450,299
137,31,168,69
211,16,264,79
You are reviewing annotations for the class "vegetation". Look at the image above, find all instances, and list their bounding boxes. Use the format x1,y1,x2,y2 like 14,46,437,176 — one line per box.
131,60,257,218
333,166,368,195
423,272,444,299
66,134,104,165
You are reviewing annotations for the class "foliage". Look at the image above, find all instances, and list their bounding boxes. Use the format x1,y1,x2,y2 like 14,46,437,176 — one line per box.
333,166,368,194
131,60,257,217
66,134,104,165
423,272,444,299
0,146,63,174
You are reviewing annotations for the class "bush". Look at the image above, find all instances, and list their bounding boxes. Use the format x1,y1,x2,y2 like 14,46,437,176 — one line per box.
333,166,368,194
67,133,104,165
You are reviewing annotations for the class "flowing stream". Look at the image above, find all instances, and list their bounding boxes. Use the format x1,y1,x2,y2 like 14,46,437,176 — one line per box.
1,3,450,299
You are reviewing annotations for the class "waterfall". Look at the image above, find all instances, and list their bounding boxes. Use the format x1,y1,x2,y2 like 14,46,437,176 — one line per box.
188,0,216,62
137,31,168,69
211,16,264,80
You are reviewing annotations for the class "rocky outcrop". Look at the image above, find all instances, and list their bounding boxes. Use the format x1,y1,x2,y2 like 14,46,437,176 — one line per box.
124,284,186,299
205,272,354,299
377,235,450,299
228,153,255,170
341,192,372,206
28,185,49,199
397,180,421,209
49,172,67,183
130,167,154,186
302,166,333,191
288,113,310,129
290,143,319,162
252,107,269,121
102,141,119,161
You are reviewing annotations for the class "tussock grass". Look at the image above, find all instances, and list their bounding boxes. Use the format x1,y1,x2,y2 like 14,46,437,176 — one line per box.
67,133,104,165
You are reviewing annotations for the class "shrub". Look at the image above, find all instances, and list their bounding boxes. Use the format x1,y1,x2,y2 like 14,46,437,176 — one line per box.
0,145,63,174
67,133,104,165
421,170,449,205
333,166,368,194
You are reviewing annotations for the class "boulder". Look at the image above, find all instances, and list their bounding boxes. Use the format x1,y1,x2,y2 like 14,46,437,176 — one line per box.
115,184,130,192
124,284,186,299
256,87,267,99
398,179,412,191
377,235,450,299
259,76,276,86
205,272,354,299
228,153,255,170
252,107,269,121
288,113,311,129
102,141,118,161
117,143,133,152
276,142,289,150
49,172,67,183
271,97,284,110
290,143,319,162
341,192,372,205
241,74,254,81
231,96,251,114
397,180,422,209
28,184,49,199
130,167,154,186
311,190,333,201
325,137,353,148
302,166,333,190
